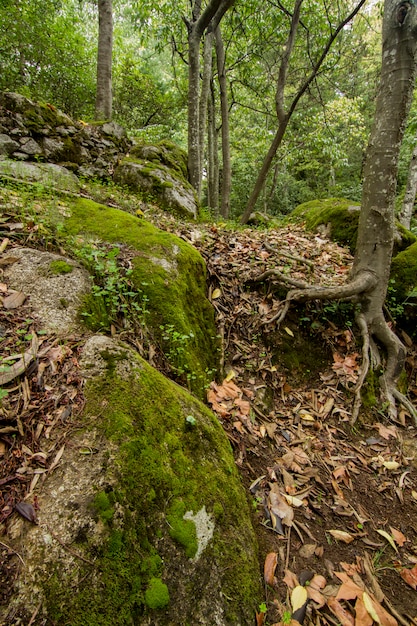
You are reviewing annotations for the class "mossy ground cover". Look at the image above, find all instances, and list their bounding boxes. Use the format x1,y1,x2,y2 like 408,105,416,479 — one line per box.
290,197,360,251
60,196,219,397
43,350,260,624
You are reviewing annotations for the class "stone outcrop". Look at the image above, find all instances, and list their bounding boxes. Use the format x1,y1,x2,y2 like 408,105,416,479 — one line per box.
3,335,261,626
114,141,199,219
0,91,200,218
0,91,131,179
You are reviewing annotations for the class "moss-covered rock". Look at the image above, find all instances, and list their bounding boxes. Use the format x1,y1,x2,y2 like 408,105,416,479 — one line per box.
114,141,198,219
291,198,417,254
58,197,218,397
130,140,189,181
390,241,417,302
290,198,360,251
3,336,261,625
0,158,80,192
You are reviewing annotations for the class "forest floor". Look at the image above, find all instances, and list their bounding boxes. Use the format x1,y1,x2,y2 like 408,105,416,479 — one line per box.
1,185,417,625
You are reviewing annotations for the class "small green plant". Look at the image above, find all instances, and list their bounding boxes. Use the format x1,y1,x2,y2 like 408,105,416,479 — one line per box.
282,609,292,624
74,242,149,331
159,323,214,393
386,278,405,319
160,324,195,377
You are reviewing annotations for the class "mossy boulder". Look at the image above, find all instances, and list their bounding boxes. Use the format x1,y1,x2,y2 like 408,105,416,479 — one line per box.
114,141,199,219
0,158,80,192
290,198,417,253
3,335,261,625
130,140,189,181
290,198,361,251
390,242,417,303
0,91,74,133
56,197,218,397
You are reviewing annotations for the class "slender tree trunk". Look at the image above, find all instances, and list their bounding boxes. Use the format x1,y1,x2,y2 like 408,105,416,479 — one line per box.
398,139,417,229
95,0,113,120
188,31,202,193
199,31,215,197
207,84,219,212
184,0,234,195
240,0,367,224
215,26,231,218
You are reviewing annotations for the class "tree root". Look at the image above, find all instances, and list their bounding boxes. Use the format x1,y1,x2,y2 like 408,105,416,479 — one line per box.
260,271,375,327
351,313,371,425
254,268,417,426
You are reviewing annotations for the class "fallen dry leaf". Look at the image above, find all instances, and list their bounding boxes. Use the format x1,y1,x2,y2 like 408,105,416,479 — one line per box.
3,290,26,309
399,563,417,590
389,527,407,547
354,596,374,626
327,596,355,625
328,530,355,544
264,552,278,586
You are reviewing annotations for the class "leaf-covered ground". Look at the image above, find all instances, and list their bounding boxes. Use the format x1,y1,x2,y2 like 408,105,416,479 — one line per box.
1,187,417,625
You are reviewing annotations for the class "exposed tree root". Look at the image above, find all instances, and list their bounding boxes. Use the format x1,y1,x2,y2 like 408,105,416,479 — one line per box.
255,269,417,425
351,313,371,425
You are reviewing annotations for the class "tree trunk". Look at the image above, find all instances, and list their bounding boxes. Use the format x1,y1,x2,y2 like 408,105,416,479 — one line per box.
240,0,367,224
215,26,231,218
95,0,113,120
256,0,417,424
350,0,417,418
398,139,417,229
188,31,202,194
184,0,234,195
199,31,215,197
207,83,219,212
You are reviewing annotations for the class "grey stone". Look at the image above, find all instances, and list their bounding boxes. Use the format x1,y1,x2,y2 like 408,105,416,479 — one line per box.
3,247,90,334
0,159,80,192
102,121,126,139
19,136,42,155
114,160,199,219
0,133,19,156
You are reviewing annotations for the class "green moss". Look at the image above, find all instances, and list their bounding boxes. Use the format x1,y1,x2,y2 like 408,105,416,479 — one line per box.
395,222,417,252
61,197,219,397
145,578,170,609
93,491,115,523
290,198,359,251
167,500,198,558
361,370,378,408
390,241,417,301
49,259,73,275
43,352,260,623
130,140,188,181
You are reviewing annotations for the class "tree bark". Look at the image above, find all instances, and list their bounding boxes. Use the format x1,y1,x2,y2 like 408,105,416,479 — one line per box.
215,26,231,218
95,0,113,120
254,0,417,424
207,83,219,212
185,0,234,195
199,31,215,197
240,0,367,224
398,138,417,229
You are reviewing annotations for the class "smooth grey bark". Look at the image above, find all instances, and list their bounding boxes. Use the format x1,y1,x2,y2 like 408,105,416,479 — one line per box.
240,0,368,224
207,83,219,212
398,139,417,229
95,0,113,120
215,26,231,218
199,31,215,195
184,0,234,195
